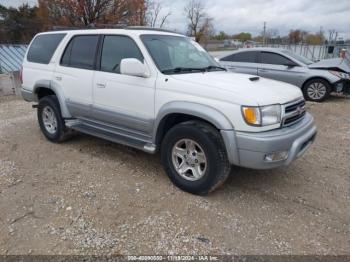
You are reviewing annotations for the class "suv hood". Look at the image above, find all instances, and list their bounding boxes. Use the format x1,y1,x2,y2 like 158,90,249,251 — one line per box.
170,71,303,106
309,58,350,73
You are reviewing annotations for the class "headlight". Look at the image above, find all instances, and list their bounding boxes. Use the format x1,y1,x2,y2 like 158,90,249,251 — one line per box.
329,70,350,80
242,105,281,126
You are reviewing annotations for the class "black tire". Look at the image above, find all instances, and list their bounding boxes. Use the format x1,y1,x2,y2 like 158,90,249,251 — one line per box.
161,120,231,195
302,78,331,102
37,95,71,143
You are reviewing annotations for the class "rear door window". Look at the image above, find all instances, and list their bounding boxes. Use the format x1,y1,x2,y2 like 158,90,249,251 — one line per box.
60,35,99,70
27,34,66,64
221,51,258,63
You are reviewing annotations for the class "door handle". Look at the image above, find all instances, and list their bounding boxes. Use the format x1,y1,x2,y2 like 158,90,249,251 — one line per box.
228,66,236,70
96,83,106,88
55,76,62,81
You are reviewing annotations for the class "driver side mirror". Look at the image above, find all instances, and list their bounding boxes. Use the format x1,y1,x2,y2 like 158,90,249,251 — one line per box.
120,58,150,78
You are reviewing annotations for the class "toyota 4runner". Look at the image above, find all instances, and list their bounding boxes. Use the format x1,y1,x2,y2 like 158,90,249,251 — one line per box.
21,28,317,195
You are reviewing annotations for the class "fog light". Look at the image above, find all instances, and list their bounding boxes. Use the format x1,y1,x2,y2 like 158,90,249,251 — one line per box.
264,151,289,162
335,82,344,93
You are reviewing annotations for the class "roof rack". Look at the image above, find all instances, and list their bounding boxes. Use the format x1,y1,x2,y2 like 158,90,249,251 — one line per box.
51,24,126,31
50,25,178,34
126,26,178,34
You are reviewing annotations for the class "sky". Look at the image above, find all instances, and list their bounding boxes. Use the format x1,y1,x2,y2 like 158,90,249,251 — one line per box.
1,0,350,39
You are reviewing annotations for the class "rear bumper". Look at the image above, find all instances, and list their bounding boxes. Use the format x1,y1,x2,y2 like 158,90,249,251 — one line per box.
21,88,36,102
222,113,317,169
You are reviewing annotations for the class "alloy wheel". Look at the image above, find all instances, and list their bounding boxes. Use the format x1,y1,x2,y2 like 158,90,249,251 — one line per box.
171,139,207,181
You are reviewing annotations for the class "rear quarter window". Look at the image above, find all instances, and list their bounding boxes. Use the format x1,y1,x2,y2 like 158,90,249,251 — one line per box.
27,34,66,64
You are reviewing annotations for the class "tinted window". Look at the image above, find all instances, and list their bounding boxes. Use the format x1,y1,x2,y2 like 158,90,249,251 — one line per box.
260,52,293,65
61,35,99,70
100,35,143,73
221,51,258,63
27,34,66,64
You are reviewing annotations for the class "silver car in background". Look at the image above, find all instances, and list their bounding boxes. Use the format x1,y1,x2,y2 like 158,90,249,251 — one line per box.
219,48,350,102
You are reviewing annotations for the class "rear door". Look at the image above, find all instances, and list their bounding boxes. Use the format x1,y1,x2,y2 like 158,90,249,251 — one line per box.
258,51,305,86
220,51,259,75
53,34,99,118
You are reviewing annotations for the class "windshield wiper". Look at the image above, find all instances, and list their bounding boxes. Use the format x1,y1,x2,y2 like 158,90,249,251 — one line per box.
204,65,227,71
161,67,206,74
162,66,226,74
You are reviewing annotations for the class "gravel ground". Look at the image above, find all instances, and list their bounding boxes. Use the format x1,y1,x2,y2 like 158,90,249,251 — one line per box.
0,95,349,256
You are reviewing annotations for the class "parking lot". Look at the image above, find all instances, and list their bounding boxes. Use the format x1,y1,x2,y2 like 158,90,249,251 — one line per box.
0,95,349,255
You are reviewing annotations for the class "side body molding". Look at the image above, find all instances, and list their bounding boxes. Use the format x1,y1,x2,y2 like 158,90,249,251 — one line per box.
33,80,72,118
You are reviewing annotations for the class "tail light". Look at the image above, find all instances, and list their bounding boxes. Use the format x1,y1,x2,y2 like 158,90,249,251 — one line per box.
20,66,23,84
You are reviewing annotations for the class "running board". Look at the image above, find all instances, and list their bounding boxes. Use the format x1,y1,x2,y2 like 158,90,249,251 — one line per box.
65,120,156,153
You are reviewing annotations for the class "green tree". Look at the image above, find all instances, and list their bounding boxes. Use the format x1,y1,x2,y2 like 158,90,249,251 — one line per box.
0,4,42,43
232,32,252,42
214,31,228,40
306,33,326,45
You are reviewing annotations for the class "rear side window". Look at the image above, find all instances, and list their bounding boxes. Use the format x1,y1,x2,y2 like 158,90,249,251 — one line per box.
260,52,293,65
100,35,144,73
221,51,258,63
61,35,99,70
27,34,66,64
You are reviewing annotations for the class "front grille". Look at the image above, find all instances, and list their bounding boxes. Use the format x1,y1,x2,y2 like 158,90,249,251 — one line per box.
285,100,305,113
282,99,306,127
284,111,306,125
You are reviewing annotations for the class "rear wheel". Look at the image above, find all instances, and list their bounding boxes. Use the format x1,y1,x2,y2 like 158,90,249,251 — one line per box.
161,121,231,195
303,78,331,102
37,95,71,142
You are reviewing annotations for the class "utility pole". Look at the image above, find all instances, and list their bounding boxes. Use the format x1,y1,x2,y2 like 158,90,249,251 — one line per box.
263,21,266,46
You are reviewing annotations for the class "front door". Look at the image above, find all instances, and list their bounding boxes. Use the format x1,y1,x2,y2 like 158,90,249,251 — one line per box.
92,35,156,136
258,51,305,87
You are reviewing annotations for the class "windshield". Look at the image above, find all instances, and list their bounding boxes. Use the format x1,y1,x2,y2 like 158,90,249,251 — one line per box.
141,34,223,74
281,49,313,65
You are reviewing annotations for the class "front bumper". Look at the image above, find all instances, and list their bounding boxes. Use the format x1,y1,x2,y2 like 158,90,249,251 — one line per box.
221,113,317,169
334,79,350,95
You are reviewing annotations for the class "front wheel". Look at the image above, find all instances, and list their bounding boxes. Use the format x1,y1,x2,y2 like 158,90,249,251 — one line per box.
303,79,331,102
161,121,231,195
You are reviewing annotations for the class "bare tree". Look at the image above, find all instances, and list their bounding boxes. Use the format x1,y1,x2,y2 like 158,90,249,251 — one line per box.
79,0,114,26
198,17,214,48
184,0,207,42
147,0,171,28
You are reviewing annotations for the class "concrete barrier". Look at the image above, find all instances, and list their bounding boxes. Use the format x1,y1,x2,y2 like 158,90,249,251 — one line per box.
0,72,21,97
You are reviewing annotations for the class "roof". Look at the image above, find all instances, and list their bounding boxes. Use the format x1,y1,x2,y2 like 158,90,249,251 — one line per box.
0,44,27,73
38,27,184,37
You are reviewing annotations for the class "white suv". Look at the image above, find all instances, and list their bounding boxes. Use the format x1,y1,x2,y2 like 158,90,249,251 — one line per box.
21,28,317,195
